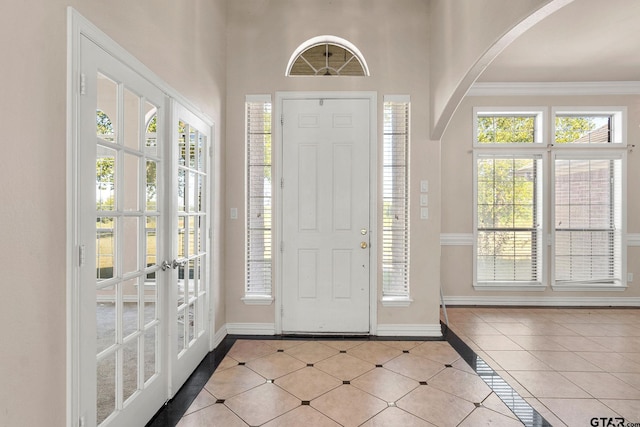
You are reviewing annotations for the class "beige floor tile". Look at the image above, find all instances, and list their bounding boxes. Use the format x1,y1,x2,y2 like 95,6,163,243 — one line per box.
588,336,640,352
548,335,609,352
314,352,375,381
528,351,601,372
322,340,366,351
540,398,622,427
262,405,341,427
481,393,520,420
508,335,568,351
612,372,640,390
285,341,340,364
383,353,445,382
578,352,640,373
509,370,591,398
346,341,403,365
620,352,640,364
204,365,266,399
378,340,423,351
360,407,436,427
450,322,502,336
397,385,476,427
489,322,535,336
226,340,277,362
350,367,420,403
451,357,477,375
183,388,217,416
245,351,307,379
224,383,300,427
561,371,640,399
177,403,247,427
275,367,342,401
523,323,577,336
428,367,492,403
214,355,241,372
470,335,524,351
600,399,640,423
263,339,309,350
410,341,462,365
458,407,525,427
311,385,387,427
484,351,551,371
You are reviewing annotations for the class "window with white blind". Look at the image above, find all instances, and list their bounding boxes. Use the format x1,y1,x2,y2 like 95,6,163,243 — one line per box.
244,96,273,302
382,96,411,303
475,154,543,288
552,109,625,289
473,107,627,291
473,108,546,290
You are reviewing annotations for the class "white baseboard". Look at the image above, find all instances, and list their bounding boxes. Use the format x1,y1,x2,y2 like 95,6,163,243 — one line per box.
211,325,227,350
226,323,277,335
442,296,640,307
376,324,442,337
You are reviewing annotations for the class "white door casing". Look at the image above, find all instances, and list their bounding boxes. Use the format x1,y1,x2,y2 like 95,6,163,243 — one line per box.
279,95,376,333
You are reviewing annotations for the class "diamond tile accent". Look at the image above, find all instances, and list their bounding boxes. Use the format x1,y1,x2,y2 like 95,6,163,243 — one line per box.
311,385,387,426
224,383,300,426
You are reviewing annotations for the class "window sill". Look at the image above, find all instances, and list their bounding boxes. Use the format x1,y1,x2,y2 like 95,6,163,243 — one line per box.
242,296,274,305
474,282,546,292
381,297,414,307
552,283,628,292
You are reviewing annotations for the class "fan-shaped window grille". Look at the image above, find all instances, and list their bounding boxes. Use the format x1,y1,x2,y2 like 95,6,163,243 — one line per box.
286,36,369,76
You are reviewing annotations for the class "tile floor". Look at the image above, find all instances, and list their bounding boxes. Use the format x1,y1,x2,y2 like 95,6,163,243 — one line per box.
178,339,524,426
444,307,640,427
175,307,640,426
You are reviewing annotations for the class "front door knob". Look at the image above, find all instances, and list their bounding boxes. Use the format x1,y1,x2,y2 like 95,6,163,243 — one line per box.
360,241,368,249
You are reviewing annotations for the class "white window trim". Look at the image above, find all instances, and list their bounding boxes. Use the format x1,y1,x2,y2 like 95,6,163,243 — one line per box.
551,107,627,146
285,35,370,77
473,107,546,148
244,95,274,304
472,148,547,291
381,95,412,306
550,150,627,291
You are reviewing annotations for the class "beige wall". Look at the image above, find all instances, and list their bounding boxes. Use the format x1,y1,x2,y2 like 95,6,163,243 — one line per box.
441,94,640,301
225,0,441,328
0,1,226,425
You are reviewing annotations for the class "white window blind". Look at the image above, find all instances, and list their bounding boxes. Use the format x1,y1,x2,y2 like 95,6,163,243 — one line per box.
476,154,543,285
245,98,272,297
382,98,410,298
554,155,622,285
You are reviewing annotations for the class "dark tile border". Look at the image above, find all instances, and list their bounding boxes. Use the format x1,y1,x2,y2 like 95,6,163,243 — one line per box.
442,323,552,427
148,330,551,426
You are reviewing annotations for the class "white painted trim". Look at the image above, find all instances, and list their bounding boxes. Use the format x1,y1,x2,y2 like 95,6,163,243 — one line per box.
473,284,546,292
441,233,640,247
376,324,442,337
440,233,474,246
381,297,414,307
628,234,640,246
241,296,274,305
226,323,277,336
442,295,640,306
468,81,640,97
274,91,379,336
285,35,370,77
212,325,228,351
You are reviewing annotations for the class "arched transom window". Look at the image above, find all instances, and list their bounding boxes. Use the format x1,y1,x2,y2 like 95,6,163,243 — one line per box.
286,35,369,76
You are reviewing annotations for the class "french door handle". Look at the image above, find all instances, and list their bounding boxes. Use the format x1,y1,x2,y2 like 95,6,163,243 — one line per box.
161,259,187,271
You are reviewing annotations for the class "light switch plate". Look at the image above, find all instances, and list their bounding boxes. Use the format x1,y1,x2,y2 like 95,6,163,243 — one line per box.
420,180,429,193
420,194,428,206
420,207,428,220
230,208,238,219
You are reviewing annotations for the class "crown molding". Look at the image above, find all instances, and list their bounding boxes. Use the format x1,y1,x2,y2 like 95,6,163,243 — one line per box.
468,81,640,97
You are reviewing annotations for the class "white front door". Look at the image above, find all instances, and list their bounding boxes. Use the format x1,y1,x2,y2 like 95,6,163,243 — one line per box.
76,35,210,427
281,98,371,333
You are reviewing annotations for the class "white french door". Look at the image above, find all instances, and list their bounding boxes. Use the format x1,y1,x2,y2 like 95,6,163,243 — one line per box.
75,34,210,427
281,97,372,333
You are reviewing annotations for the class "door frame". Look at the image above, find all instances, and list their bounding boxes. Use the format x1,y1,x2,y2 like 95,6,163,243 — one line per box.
274,91,378,335
67,9,216,426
